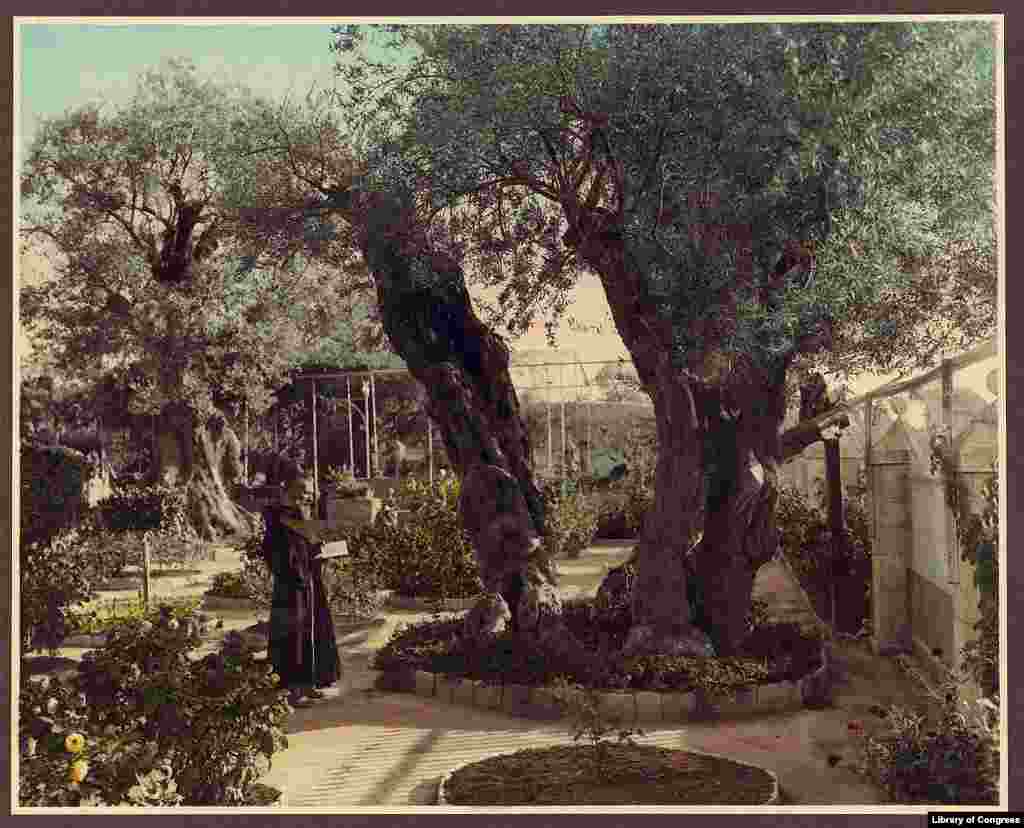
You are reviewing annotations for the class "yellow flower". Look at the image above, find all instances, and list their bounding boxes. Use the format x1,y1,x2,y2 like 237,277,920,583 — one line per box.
269,673,280,685
69,759,89,784
65,732,86,754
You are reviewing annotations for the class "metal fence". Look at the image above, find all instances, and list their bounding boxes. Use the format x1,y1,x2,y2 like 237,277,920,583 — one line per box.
246,355,655,490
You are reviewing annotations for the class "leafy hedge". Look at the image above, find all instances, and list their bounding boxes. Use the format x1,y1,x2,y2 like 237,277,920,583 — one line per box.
19,609,289,807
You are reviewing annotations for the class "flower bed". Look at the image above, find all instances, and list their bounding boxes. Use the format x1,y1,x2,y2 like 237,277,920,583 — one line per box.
64,597,208,646
437,745,779,805
373,597,825,718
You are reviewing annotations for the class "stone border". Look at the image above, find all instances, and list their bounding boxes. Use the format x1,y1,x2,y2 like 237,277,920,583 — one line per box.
436,745,780,805
383,666,821,722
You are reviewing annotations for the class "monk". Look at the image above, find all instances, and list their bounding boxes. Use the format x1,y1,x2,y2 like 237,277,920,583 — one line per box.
263,460,341,707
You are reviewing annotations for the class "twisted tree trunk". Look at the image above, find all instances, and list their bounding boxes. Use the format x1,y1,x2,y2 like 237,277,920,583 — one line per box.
565,197,835,657
347,190,562,642
153,402,251,540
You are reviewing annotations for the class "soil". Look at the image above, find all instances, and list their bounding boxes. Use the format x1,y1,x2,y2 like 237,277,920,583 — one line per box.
442,743,777,805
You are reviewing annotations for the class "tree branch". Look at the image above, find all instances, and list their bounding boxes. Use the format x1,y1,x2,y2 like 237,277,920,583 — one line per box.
779,404,851,464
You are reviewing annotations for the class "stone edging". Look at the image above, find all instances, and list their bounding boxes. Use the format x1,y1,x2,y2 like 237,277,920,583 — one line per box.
436,745,780,805
382,667,822,723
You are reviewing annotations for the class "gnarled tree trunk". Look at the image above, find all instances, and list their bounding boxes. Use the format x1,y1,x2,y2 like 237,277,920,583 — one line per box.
565,195,835,657
347,190,562,643
688,367,789,655
153,402,251,540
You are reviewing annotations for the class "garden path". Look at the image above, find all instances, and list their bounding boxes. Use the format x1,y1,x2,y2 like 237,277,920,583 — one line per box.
39,539,927,807
257,545,914,808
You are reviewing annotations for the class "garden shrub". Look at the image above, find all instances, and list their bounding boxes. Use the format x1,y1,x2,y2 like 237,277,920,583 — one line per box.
540,478,599,559
206,571,254,599
322,464,372,498
95,481,196,539
20,444,96,548
239,514,274,610
855,656,999,805
593,474,653,540
20,529,111,654
775,475,872,632
19,608,290,806
353,476,482,600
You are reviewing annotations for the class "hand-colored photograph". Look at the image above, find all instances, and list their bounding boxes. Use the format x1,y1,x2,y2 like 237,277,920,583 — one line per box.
13,16,1003,812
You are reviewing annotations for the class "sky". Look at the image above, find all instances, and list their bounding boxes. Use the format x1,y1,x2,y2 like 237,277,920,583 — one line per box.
15,19,1001,404
15,20,630,367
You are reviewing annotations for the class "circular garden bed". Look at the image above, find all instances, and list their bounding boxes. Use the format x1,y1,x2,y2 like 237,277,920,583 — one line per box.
438,744,779,805
374,596,826,700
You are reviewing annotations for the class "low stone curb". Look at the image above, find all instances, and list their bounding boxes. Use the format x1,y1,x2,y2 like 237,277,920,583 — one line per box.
436,746,780,805
386,667,821,723
383,594,478,612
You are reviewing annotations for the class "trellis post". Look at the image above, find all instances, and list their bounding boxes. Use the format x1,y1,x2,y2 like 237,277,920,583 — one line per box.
311,379,320,514
347,376,354,476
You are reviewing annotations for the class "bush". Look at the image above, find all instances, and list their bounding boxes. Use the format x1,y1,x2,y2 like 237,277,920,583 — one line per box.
95,482,195,540
855,656,999,804
19,608,290,806
20,529,110,654
239,514,274,610
930,449,999,698
353,476,482,600
20,444,96,548
322,465,371,499
540,479,599,559
205,571,253,599
594,476,653,540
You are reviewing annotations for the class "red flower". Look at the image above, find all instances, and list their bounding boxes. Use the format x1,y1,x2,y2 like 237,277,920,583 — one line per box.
847,720,864,734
